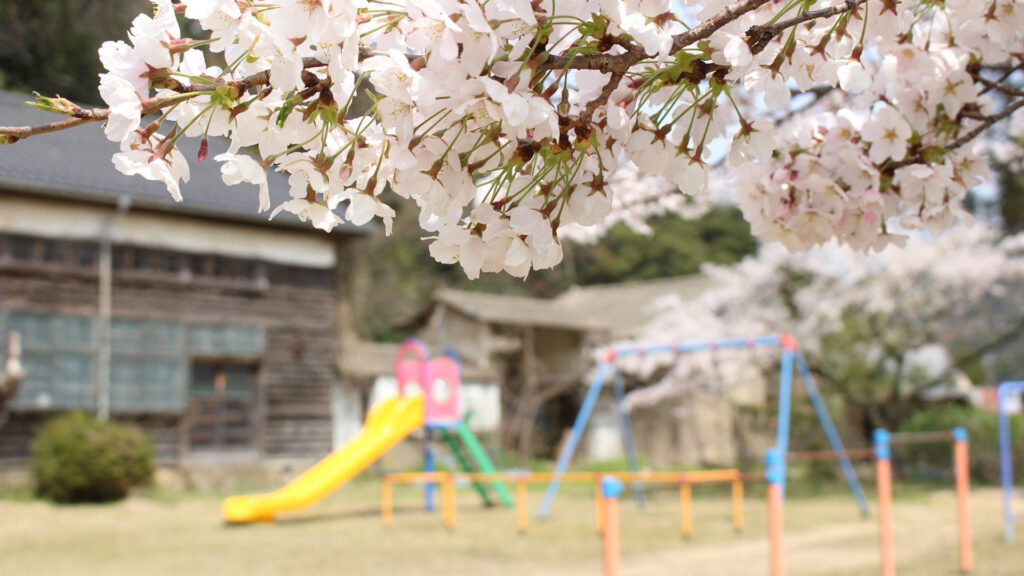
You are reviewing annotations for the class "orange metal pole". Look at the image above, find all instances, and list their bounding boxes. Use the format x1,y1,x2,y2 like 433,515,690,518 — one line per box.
767,483,784,576
953,428,973,573
382,478,393,527
875,430,897,576
595,481,605,534
516,479,528,534
732,477,744,533
442,475,456,530
765,449,785,576
601,477,623,576
679,481,693,538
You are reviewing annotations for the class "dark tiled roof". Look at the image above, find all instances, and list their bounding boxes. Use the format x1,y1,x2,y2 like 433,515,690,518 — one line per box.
0,90,365,233
434,274,710,335
434,288,606,332
340,338,499,381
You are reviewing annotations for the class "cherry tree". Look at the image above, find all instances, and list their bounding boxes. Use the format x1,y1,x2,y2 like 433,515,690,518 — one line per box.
1,0,1023,278
620,226,1024,433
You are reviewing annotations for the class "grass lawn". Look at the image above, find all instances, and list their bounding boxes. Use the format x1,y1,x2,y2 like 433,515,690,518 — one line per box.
0,480,1019,575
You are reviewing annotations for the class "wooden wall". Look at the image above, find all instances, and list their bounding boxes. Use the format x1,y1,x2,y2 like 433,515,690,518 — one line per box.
0,232,348,467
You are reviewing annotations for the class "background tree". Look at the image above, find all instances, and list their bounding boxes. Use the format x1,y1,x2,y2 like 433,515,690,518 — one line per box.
0,1,147,103
622,227,1024,440
356,205,756,341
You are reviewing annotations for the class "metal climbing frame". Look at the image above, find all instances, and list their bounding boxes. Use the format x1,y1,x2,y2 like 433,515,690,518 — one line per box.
536,333,871,519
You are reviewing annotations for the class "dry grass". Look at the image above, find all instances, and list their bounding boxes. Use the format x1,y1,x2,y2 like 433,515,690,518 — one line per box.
0,480,1019,576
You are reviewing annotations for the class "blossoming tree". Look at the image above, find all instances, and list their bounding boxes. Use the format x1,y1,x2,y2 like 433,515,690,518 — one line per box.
620,226,1024,433
1,0,1022,278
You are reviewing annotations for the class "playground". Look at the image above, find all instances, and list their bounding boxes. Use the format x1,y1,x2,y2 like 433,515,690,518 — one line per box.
3,337,1021,575
0,484,1017,576
179,337,1019,575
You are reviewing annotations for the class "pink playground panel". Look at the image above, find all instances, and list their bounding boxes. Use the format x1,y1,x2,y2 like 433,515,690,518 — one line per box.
394,339,460,426
425,356,461,425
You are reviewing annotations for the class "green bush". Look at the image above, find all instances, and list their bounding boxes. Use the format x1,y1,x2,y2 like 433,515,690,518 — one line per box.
896,404,1024,484
31,411,154,503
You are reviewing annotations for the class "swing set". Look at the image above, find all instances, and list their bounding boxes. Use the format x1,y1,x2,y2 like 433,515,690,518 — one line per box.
537,333,871,519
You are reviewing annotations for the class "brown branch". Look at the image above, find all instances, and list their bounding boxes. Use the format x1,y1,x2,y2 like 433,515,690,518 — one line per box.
911,313,1024,398
675,0,773,52
583,69,625,121
971,70,1024,98
0,92,210,141
747,0,866,54
0,113,108,142
977,64,1024,96
888,97,1024,170
544,0,772,73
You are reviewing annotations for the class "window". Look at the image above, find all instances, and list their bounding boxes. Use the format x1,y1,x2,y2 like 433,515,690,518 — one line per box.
110,320,186,413
0,234,98,270
2,313,265,414
189,324,265,357
187,362,259,450
7,313,96,410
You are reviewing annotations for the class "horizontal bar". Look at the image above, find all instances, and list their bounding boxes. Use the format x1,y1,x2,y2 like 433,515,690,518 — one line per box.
382,469,749,486
611,335,782,359
889,431,955,445
787,448,875,462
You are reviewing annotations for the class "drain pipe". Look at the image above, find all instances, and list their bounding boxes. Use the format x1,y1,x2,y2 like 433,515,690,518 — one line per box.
97,194,131,421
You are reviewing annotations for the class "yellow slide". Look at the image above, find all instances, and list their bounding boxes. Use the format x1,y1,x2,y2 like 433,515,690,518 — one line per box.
222,395,424,523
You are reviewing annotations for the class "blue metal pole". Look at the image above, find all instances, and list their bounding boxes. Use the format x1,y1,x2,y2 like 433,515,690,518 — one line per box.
424,427,435,512
998,381,1023,543
795,353,870,516
611,335,783,359
776,345,795,494
537,361,611,519
612,366,645,509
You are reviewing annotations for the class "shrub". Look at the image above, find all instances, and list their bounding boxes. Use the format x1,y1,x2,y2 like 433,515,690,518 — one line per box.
896,403,1024,484
31,411,154,503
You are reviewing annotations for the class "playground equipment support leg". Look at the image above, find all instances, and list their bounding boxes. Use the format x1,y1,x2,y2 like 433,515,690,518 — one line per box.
538,361,612,519
998,381,1022,543
601,477,624,576
766,449,785,576
425,428,436,512
776,347,795,495
732,477,744,533
516,479,528,534
612,367,645,509
875,430,897,576
595,481,605,534
795,353,870,516
442,474,457,529
679,482,693,538
953,427,973,574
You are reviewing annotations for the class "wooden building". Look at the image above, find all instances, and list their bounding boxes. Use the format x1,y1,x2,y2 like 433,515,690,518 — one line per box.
412,275,776,467
0,90,368,468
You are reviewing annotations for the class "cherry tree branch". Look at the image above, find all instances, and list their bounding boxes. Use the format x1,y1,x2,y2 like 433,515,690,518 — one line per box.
889,97,1024,170
747,0,867,54
972,69,1024,98
0,91,213,142
543,0,772,73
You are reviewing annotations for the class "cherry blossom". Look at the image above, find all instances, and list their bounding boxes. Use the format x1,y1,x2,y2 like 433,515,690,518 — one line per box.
621,226,1024,410
3,0,1024,278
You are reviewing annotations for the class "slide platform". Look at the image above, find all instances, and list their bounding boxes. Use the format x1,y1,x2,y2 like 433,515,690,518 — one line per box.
222,395,424,523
